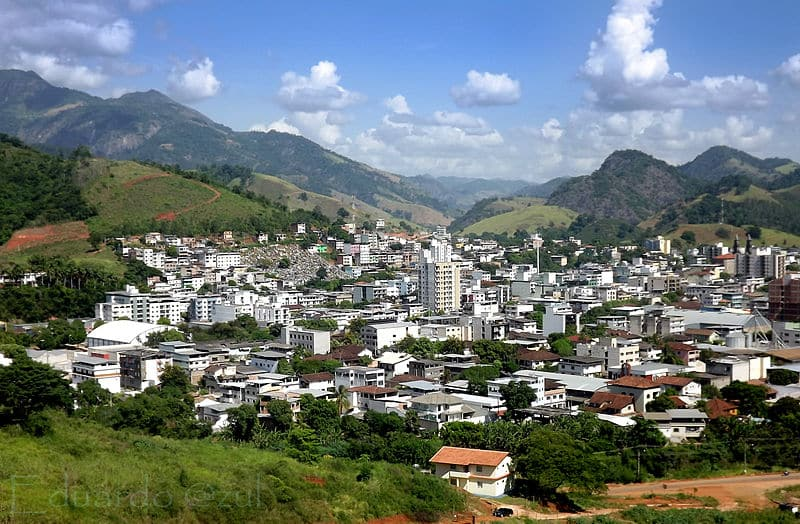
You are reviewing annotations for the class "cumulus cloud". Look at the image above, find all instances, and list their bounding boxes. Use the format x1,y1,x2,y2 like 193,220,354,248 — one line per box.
776,53,800,87
540,118,564,141
250,118,301,136
167,57,221,102
0,1,140,89
276,60,363,112
450,70,521,107
581,0,767,111
385,94,412,114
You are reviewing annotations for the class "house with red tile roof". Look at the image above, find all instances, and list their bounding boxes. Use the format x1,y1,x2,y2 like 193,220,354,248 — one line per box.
654,376,701,397
607,376,662,413
703,398,739,419
429,446,512,497
584,391,636,416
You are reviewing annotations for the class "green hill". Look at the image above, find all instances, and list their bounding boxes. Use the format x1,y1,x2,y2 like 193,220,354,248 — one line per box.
0,414,464,523
0,69,450,226
0,134,94,244
547,150,697,223
459,198,577,235
679,145,798,184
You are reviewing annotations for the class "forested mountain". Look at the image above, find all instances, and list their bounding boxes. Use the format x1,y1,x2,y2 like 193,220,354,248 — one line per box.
546,150,697,223
406,174,529,210
679,145,799,184
515,177,570,198
0,134,95,244
0,69,448,225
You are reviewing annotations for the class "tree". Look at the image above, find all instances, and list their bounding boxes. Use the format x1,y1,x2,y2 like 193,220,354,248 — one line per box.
276,358,294,376
335,384,351,415
702,384,721,399
646,390,677,412
680,230,696,243
550,338,573,357
265,399,293,431
721,381,768,417
462,365,500,395
0,352,74,426
500,381,537,421
299,394,340,444
226,403,259,442
769,368,799,386
75,380,112,409
159,365,192,394
515,429,605,500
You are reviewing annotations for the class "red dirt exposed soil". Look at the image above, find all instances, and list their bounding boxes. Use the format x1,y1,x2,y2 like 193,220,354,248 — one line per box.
303,476,326,486
151,177,222,221
123,172,172,188
2,221,89,252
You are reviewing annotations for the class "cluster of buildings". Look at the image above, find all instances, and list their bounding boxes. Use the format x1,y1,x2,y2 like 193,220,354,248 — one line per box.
9,226,800,497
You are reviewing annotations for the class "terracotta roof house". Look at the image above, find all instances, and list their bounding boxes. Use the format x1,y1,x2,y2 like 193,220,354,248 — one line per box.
429,446,512,497
704,398,739,419
584,391,636,416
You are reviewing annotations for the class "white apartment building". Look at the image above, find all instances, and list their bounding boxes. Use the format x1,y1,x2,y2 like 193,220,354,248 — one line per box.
575,336,642,373
95,286,189,325
281,326,331,355
72,355,121,394
334,366,386,389
361,322,420,352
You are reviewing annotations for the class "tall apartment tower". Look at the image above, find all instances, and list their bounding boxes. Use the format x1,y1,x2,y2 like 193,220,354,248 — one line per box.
419,236,461,313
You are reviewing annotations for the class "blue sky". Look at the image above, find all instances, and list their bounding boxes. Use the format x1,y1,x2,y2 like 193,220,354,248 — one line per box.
3,1,800,182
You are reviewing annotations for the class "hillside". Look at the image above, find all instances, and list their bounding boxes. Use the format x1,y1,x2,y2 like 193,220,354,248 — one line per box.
0,414,464,523
680,145,798,184
455,198,577,235
79,159,295,240
0,134,95,244
547,150,696,223
0,69,449,226
665,223,800,247
515,177,570,198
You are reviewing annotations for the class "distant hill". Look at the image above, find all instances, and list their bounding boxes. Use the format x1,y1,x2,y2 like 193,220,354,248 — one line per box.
406,174,528,210
679,145,799,184
459,198,577,236
515,177,570,198
547,150,696,223
0,69,449,225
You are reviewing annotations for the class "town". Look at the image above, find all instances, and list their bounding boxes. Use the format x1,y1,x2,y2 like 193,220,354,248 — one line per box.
4,220,800,504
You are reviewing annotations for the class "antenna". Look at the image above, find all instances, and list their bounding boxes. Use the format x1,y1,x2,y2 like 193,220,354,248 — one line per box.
720,199,725,225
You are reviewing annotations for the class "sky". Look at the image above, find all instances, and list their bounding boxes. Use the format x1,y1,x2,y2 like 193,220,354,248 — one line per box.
3,0,800,183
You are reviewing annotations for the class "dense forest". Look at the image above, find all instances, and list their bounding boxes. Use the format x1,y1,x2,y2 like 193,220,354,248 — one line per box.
0,134,95,244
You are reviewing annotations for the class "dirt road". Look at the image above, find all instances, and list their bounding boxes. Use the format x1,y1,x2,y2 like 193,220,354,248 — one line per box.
607,472,800,510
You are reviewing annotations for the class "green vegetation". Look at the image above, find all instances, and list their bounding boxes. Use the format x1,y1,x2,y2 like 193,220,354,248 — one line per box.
460,199,577,235
0,413,464,523
0,134,95,244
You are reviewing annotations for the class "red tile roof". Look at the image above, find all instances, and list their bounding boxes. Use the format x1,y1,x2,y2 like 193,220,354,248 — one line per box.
585,391,634,413
430,446,509,467
610,376,660,389
654,376,694,388
348,386,397,395
516,349,560,362
704,398,738,419
301,372,334,383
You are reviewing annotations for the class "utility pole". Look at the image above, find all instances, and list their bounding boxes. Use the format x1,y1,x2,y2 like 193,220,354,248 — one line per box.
636,449,641,482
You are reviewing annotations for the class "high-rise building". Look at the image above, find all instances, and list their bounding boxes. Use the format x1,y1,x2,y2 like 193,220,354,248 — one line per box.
419,235,460,313
768,273,800,321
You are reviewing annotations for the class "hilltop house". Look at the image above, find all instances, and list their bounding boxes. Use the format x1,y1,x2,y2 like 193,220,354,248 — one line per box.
429,446,512,497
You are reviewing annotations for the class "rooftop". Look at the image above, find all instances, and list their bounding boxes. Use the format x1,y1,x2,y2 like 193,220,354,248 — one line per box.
430,446,509,467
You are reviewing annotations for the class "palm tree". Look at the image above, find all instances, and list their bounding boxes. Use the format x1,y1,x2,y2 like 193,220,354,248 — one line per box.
335,385,351,415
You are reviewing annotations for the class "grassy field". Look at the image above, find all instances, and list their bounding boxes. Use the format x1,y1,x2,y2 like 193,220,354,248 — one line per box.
0,414,465,524
665,223,800,247
81,159,276,237
461,201,577,235
722,185,779,204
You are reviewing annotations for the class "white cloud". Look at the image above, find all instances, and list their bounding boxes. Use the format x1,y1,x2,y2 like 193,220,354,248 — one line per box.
0,1,138,89
385,94,412,114
249,118,301,136
581,0,767,111
167,57,221,102
276,60,363,112
540,118,564,141
776,53,800,87
450,70,521,107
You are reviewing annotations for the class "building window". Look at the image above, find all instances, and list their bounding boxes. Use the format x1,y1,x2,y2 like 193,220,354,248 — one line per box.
477,482,483,488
